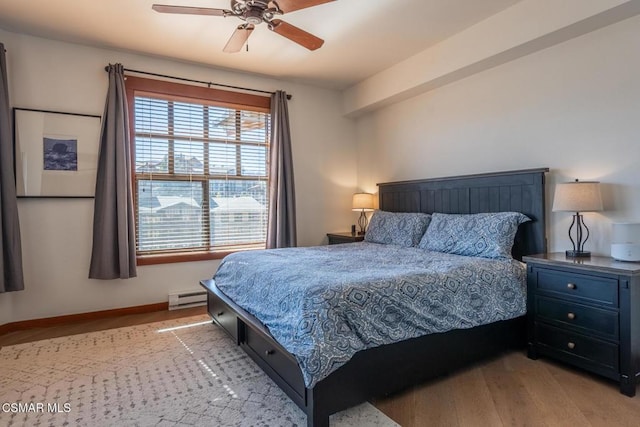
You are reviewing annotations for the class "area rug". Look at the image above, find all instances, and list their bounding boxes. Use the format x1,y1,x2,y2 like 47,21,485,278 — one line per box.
0,315,398,426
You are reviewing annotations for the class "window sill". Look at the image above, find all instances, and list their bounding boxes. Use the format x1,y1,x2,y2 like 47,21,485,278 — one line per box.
136,244,265,265
137,250,236,266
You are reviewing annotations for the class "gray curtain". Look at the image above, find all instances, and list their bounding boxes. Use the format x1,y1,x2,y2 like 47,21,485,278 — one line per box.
266,91,297,248
0,43,24,293
89,64,137,279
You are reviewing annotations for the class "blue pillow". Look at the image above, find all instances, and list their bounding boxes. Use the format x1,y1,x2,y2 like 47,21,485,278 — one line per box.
364,210,431,247
418,212,530,259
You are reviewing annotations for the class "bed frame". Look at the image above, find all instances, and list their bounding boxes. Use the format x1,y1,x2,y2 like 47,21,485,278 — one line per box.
200,168,548,427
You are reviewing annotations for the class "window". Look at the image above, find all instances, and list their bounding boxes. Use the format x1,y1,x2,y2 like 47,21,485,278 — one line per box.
125,77,271,264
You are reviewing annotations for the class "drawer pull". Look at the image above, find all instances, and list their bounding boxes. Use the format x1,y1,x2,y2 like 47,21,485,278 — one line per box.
567,312,576,320
265,349,275,356
217,311,224,317
567,342,576,350
567,283,577,290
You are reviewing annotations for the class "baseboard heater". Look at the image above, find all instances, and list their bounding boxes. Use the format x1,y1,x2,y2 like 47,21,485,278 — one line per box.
168,290,207,310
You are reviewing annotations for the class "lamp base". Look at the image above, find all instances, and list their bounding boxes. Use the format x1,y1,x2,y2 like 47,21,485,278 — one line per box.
357,210,368,235
566,250,591,258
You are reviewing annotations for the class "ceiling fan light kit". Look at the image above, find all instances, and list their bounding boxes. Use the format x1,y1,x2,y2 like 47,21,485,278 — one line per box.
152,0,334,53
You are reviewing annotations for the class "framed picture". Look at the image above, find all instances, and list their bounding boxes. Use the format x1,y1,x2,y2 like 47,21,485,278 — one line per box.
13,108,101,198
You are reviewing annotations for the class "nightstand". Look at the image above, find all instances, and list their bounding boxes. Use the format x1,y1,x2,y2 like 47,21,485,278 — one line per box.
524,253,640,397
326,232,364,245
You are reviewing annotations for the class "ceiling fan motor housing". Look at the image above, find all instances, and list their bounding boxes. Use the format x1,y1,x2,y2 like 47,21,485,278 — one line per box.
245,7,263,24
232,0,278,25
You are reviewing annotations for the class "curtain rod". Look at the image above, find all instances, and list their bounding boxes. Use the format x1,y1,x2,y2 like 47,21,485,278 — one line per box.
104,66,291,100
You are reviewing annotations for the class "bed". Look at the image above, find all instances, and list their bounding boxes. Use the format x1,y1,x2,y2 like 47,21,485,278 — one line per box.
200,168,548,427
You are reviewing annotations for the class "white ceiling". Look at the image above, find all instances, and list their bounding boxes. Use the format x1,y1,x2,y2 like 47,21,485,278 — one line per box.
0,0,521,89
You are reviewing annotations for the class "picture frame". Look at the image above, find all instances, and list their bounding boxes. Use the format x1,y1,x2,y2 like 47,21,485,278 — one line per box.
12,108,101,198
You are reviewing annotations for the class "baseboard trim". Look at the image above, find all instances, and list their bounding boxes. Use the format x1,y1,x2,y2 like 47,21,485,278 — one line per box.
0,302,169,336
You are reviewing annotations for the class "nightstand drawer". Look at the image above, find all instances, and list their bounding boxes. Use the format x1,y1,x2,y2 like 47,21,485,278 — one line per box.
536,296,619,339
327,232,364,245
536,269,618,307
536,323,619,371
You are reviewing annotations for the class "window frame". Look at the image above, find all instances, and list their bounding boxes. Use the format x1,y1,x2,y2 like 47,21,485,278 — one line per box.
125,76,271,265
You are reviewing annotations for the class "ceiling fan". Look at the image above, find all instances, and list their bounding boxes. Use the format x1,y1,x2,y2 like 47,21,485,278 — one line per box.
152,0,334,53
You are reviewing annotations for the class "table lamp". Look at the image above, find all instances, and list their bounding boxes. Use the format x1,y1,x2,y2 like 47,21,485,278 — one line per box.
352,193,374,235
552,179,603,257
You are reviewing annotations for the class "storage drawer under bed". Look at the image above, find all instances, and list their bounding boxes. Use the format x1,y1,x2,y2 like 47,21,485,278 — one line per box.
207,291,239,343
243,325,306,399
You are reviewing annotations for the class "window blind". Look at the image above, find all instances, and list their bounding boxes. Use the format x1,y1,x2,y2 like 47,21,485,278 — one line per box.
133,94,270,256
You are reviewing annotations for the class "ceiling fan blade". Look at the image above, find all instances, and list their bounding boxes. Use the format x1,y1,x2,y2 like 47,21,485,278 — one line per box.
152,4,228,16
223,25,255,53
270,0,335,14
269,19,324,51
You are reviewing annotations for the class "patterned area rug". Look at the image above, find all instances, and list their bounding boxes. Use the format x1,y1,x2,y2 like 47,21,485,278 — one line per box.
0,315,398,426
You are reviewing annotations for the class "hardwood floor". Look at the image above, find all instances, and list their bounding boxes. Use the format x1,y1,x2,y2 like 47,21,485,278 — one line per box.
374,351,640,427
0,306,207,347
2,309,638,426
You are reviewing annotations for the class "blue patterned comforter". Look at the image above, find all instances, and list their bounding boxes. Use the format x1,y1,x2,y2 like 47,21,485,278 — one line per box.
213,242,526,388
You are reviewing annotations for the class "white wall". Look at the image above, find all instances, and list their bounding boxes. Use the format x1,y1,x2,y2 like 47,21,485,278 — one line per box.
344,0,640,116
0,298,10,326
356,15,640,256
0,30,357,322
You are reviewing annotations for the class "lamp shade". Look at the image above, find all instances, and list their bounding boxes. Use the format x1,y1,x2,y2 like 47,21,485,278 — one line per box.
552,181,603,212
352,193,374,211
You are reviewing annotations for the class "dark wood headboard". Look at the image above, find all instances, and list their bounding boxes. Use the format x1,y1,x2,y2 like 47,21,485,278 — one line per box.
377,168,549,259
